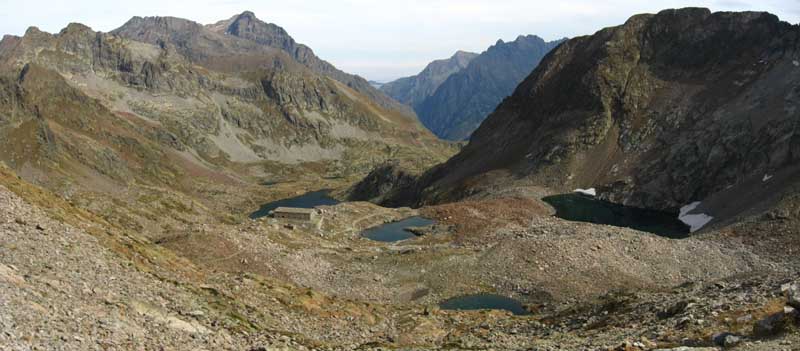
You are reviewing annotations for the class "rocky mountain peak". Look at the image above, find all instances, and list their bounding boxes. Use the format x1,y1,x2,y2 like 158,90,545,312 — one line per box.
23,26,44,36
57,23,97,43
60,22,93,34
237,10,257,19
115,15,204,36
501,35,547,51
227,10,275,31
451,50,478,65
653,7,711,21
515,34,541,42
9,27,54,56
487,35,548,53
219,10,294,49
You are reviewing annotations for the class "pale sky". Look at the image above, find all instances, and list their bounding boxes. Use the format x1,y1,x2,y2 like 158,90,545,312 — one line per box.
1,0,798,81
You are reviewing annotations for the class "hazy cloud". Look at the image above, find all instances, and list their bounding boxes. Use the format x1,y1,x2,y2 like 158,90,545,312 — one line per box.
1,0,797,81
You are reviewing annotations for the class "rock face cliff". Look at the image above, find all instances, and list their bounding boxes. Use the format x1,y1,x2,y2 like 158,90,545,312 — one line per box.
380,50,477,111
363,8,800,226
414,35,564,140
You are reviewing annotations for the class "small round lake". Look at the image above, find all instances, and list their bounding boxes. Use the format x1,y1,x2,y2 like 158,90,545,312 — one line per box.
439,294,530,315
542,194,690,238
250,190,339,219
362,216,436,242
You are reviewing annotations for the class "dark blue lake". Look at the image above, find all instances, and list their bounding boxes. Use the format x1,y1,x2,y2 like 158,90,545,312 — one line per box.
362,216,436,242
439,294,530,315
542,194,689,238
250,190,339,219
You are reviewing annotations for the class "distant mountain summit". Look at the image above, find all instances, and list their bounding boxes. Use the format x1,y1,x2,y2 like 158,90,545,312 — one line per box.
211,11,295,50
415,35,565,140
380,50,478,111
383,35,564,141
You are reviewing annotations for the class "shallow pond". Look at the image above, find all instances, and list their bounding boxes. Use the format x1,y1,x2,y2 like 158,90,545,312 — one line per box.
542,194,690,238
250,190,339,219
439,294,530,315
361,216,436,242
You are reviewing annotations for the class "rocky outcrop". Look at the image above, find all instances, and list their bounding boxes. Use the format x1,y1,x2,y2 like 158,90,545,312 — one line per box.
388,8,800,225
346,162,420,207
380,50,477,110
415,35,564,140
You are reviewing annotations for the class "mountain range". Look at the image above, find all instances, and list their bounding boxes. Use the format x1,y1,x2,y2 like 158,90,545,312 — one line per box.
382,35,564,140
0,11,454,238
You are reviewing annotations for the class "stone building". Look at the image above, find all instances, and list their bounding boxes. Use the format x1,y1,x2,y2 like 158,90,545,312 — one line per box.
271,207,316,221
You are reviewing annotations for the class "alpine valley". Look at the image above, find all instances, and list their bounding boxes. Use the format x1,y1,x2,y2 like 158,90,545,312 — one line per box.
2,7,800,351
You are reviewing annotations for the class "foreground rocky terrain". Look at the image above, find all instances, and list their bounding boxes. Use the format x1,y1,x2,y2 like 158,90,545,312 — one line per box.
3,7,800,351
2,162,800,350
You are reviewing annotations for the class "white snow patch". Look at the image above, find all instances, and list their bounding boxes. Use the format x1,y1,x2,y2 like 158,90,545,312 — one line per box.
680,213,714,233
678,201,714,233
794,60,800,67
763,174,773,182
574,188,597,197
679,202,701,217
